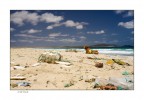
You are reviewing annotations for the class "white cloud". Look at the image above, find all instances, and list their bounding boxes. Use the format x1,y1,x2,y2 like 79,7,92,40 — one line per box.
79,36,86,40
87,30,105,34
48,33,69,38
64,20,85,29
10,28,15,32
115,10,125,14
76,25,83,29
46,20,87,30
11,11,63,26
115,10,134,17
59,38,77,43
18,40,33,43
11,11,40,26
14,34,37,38
20,29,42,34
47,26,54,29
96,30,105,34
40,13,63,23
27,29,42,34
118,20,134,29
46,23,62,30
123,11,134,17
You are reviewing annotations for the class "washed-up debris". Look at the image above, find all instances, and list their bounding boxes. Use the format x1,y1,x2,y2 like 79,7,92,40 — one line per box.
32,63,40,67
109,76,134,90
13,66,25,70
11,83,18,88
64,81,74,87
55,61,72,66
65,49,78,53
16,82,31,87
87,57,95,59
79,76,83,81
122,71,131,75
95,62,103,68
98,84,117,90
112,59,130,66
84,45,99,54
95,57,106,60
93,76,134,90
85,75,96,83
10,76,26,80
106,59,114,65
38,52,62,63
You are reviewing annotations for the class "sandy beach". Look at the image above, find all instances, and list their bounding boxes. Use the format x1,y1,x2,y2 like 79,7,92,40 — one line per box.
10,48,134,90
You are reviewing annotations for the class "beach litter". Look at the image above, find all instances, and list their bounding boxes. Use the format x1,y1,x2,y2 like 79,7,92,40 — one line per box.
11,83,18,88
32,63,40,67
93,76,134,90
65,49,78,53
84,45,99,54
10,76,26,80
84,75,96,83
55,61,72,66
106,59,114,65
95,62,103,68
13,66,26,70
112,59,130,66
38,52,62,63
64,80,74,87
16,82,31,87
122,71,131,75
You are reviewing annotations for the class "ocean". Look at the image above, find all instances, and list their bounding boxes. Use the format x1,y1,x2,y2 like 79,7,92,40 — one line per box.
37,47,134,56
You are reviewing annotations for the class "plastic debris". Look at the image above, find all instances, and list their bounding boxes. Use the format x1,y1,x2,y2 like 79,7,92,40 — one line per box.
64,81,74,87
16,82,31,87
38,52,62,63
109,76,134,90
13,66,25,70
32,63,40,67
85,75,96,83
84,45,99,54
95,62,103,68
10,76,26,80
122,71,130,75
65,49,78,52
55,61,71,66
93,76,134,90
106,59,114,65
112,59,130,66
11,83,18,88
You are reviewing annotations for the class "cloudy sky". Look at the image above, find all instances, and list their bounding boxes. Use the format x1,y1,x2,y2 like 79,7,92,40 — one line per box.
10,10,134,47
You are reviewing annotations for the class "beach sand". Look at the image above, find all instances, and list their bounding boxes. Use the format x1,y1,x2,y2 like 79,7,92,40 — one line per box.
10,48,134,90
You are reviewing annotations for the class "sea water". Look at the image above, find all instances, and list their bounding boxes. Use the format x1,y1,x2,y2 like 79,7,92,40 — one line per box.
37,48,134,56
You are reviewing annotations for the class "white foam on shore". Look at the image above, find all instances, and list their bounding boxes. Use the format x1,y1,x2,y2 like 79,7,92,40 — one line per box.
36,48,134,56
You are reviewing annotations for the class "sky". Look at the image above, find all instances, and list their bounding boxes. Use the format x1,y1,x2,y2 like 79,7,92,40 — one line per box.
10,10,134,47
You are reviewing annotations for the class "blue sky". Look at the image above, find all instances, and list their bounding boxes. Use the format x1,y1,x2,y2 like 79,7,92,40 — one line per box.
10,10,134,47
